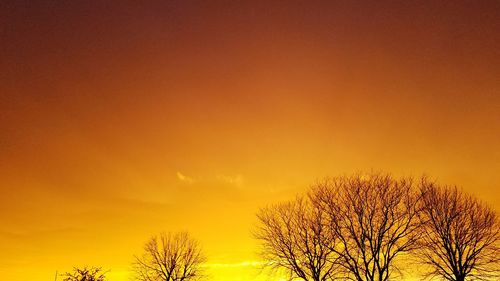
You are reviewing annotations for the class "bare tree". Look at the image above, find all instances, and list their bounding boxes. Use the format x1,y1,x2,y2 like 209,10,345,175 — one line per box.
254,196,339,281
133,232,206,281
311,173,421,281
62,266,107,281
417,181,500,281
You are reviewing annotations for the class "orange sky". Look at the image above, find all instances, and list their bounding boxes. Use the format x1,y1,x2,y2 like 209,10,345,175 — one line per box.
1,1,499,280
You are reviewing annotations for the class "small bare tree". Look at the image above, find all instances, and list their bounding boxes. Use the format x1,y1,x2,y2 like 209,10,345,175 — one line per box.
311,173,421,281
417,181,500,281
255,196,339,281
133,232,206,281
62,266,107,281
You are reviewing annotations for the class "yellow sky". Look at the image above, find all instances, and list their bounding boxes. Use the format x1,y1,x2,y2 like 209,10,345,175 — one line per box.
1,1,499,280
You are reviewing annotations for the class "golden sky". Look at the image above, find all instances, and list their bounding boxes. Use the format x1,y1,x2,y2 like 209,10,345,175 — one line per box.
1,1,499,280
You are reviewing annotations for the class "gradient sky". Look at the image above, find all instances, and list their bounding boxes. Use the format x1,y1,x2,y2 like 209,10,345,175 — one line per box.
1,1,499,281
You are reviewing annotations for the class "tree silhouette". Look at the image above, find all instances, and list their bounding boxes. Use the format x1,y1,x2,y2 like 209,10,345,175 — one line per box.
310,173,421,281
62,266,107,281
255,196,339,281
417,182,500,281
133,232,206,281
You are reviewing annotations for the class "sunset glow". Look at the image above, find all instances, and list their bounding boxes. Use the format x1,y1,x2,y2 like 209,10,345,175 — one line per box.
1,1,499,281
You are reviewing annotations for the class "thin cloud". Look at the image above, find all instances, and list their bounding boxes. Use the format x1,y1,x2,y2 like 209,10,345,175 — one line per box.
204,260,264,268
216,174,244,187
176,172,195,184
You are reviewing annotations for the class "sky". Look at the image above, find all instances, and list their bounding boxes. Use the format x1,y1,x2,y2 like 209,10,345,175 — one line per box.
1,1,499,280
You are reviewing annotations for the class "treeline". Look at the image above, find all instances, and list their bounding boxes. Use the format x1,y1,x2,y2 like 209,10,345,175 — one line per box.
255,173,500,281
60,232,205,281
59,173,499,281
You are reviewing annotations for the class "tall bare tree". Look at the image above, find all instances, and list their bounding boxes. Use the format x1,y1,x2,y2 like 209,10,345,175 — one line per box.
62,266,107,281
133,232,206,281
255,196,339,281
417,181,500,281
311,173,421,281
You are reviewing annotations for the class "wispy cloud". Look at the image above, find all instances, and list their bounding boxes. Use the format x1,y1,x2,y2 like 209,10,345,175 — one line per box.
176,172,244,187
204,260,264,268
216,174,244,187
176,172,195,184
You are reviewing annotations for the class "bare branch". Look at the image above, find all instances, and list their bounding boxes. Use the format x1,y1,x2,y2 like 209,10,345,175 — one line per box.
416,181,500,281
133,232,206,281
254,195,340,281
62,266,107,281
311,173,421,281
